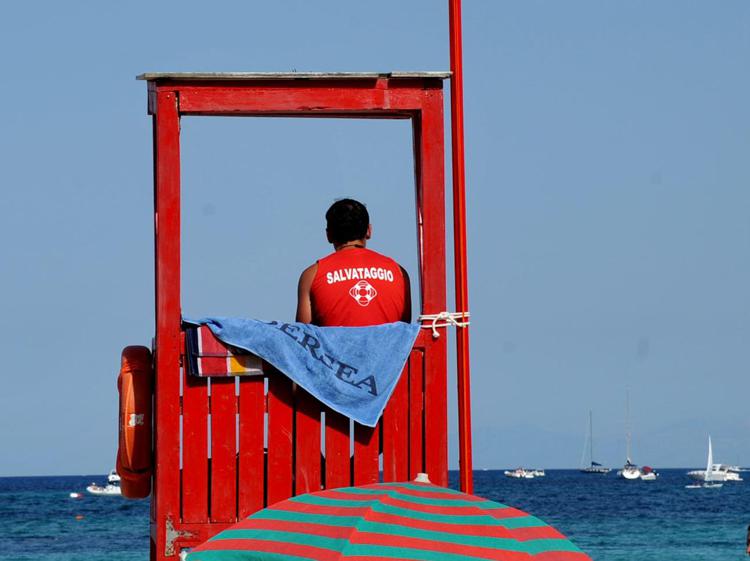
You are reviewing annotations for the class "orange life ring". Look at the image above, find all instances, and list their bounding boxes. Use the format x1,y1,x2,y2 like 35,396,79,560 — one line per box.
116,345,153,499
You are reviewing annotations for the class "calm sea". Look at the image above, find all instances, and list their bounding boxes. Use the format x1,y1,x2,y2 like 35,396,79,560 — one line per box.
1,469,748,560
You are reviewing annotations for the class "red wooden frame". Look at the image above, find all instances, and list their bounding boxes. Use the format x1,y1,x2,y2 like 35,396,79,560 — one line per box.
141,72,451,560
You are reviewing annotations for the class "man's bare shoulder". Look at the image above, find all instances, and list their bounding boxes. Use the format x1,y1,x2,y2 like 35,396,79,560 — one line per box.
300,262,318,282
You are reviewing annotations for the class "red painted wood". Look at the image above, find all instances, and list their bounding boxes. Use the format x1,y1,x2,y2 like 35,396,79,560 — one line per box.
408,349,425,480
266,370,293,505
209,378,237,522
181,370,208,522
171,82,443,117
415,93,449,487
353,423,379,485
237,376,264,518
145,75,453,560
424,339,448,487
382,361,409,482
152,90,182,561
324,409,350,490
294,388,322,495
449,0,474,495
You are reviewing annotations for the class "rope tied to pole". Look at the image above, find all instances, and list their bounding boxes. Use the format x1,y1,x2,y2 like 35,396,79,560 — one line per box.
418,311,470,339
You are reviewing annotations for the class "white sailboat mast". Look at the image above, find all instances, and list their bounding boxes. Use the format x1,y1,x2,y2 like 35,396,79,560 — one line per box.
705,436,713,483
589,410,595,465
625,392,632,464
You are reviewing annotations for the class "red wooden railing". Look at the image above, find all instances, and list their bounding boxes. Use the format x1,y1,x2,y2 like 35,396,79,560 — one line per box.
171,331,441,553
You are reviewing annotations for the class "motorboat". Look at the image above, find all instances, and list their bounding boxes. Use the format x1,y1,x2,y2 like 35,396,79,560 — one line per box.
579,410,611,474
530,469,546,477
504,468,535,479
686,436,723,489
640,466,658,481
86,469,122,496
687,464,743,482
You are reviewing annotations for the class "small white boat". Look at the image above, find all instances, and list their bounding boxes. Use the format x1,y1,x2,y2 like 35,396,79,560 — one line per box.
616,393,654,480
687,464,743,482
639,466,658,481
504,468,535,479
86,470,122,496
530,469,545,477
686,436,724,489
617,459,642,480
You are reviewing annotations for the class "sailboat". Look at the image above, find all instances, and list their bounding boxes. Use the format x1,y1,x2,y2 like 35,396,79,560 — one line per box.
579,411,610,474
616,392,649,480
686,436,724,489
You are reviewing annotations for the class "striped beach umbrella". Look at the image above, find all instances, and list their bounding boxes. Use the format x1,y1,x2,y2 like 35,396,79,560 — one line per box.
188,481,591,561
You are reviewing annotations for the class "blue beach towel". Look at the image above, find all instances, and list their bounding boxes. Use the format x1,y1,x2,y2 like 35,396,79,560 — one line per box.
184,317,420,427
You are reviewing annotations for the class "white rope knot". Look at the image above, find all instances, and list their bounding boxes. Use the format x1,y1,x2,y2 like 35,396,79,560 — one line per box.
418,311,470,339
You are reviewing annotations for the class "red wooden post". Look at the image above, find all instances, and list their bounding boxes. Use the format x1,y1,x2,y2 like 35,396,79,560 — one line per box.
415,92,448,487
294,389,322,494
382,364,408,482
237,376,264,517
324,409,350,490
449,0,475,494
209,378,237,521
266,373,294,505
152,89,182,557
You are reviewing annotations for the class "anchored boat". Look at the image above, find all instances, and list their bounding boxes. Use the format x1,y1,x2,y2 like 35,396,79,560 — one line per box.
86,470,122,496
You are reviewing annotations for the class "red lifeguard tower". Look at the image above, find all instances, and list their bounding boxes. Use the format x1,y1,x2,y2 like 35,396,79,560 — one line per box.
133,70,473,560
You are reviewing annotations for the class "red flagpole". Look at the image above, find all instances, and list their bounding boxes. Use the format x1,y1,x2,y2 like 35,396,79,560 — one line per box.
448,0,474,494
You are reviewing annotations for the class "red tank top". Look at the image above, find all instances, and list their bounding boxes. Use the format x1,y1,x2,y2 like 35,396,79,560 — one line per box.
310,248,406,327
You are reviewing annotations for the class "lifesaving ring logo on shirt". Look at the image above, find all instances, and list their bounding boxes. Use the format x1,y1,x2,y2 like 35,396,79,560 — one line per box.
349,280,378,306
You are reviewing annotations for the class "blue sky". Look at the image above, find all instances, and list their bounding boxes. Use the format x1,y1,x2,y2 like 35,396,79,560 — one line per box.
1,1,749,475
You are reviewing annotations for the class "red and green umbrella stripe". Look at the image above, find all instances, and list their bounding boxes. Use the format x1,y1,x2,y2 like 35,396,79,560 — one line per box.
288,495,519,518
215,525,578,553
191,549,590,561
317,490,501,509
278,497,544,528
195,536,588,561
350,483,466,495
254,505,549,536
324,485,490,508
225,517,565,545
191,539,343,561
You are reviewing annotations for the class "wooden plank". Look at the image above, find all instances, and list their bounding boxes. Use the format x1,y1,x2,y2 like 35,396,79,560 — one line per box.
181,370,208,522
408,349,425,480
382,361,409,482
415,92,447,314
237,376,264,518
324,409,350,490
294,388,322,495
266,370,293,505
138,71,451,81
424,340,448,487
152,89,182,561
413,92,448,487
353,423,379,485
209,378,237,522
176,87,434,116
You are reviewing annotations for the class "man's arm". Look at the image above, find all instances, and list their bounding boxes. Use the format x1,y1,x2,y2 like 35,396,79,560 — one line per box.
296,263,318,323
400,266,412,323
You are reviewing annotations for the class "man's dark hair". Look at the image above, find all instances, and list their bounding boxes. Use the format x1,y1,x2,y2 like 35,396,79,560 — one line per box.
325,198,370,244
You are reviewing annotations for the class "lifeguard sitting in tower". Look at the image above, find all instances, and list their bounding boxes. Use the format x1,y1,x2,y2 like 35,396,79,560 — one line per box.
296,198,411,327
